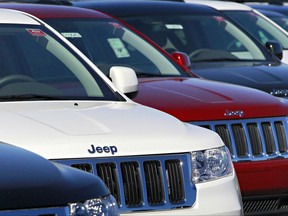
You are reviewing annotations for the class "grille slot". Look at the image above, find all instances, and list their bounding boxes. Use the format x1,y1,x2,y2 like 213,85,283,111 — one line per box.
275,121,287,153
72,163,92,173
166,160,185,203
215,125,233,155
96,163,120,204
232,124,248,157
247,123,262,156
144,160,164,205
56,154,194,213
193,117,288,161
121,162,143,207
262,122,276,154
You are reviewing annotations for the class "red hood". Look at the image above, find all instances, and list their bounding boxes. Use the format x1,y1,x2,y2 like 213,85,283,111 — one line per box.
134,77,288,121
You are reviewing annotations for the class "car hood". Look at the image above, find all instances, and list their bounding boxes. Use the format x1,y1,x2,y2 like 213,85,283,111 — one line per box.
0,142,109,210
0,101,222,159
191,61,288,98
134,77,288,121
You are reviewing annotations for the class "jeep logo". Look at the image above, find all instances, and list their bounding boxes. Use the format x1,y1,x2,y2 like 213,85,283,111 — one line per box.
224,109,244,117
88,145,118,155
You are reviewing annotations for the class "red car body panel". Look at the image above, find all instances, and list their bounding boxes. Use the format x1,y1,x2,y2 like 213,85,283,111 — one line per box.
5,3,288,205
136,77,288,121
235,159,288,196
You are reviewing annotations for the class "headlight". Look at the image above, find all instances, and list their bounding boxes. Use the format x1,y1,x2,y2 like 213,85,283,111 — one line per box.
69,194,119,216
191,146,233,184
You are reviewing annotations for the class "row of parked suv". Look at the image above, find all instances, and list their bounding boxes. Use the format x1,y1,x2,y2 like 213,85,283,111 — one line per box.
2,0,288,215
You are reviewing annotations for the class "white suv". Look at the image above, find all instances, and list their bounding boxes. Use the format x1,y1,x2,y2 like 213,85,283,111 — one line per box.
0,8,242,216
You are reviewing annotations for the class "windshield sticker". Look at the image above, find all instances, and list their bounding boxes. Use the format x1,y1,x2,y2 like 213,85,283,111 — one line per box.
109,22,123,29
61,32,82,38
213,16,226,22
26,29,46,36
107,38,130,58
165,24,183,30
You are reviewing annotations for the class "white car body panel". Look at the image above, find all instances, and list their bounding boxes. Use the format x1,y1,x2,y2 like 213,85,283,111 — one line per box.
0,8,40,24
0,8,243,215
184,0,288,64
0,101,225,159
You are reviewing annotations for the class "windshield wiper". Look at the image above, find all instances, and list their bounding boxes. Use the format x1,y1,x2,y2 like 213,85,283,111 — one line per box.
0,94,66,101
136,72,173,78
192,57,243,63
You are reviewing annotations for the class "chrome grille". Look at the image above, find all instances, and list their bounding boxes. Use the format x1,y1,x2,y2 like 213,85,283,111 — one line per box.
54,154,195,213
192,117,288,161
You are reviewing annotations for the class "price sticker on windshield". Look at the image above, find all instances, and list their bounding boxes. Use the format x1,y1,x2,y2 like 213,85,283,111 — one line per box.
26,29,46,36
107,38,130,58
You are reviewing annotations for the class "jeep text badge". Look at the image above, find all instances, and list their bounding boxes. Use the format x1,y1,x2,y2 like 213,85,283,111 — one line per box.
224,109,244,117
88,145,118,155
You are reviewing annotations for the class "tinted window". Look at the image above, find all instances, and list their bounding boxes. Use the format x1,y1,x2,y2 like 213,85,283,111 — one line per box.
0,25,119,101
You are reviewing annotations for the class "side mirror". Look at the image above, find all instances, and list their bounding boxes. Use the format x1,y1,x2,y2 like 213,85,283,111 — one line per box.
109,66,138,99
265,40,283,60
171,51,191,68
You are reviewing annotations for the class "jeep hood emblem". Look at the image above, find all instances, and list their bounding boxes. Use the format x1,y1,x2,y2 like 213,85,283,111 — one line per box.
224,109,244,117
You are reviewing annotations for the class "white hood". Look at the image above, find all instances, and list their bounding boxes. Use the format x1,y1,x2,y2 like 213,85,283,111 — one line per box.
0,101,223,159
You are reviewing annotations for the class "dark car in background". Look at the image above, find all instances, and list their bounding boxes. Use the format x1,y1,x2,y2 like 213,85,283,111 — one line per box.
0,142,118,216
74,0,288,99
249,3,288,31
182,0,288,64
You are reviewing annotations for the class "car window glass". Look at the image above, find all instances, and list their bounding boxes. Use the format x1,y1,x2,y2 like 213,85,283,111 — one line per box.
45,18,186,77
224,11,288,49
121,14,267,62
0,25,119,100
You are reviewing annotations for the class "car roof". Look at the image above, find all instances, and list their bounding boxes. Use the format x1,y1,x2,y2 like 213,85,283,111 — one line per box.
0,3,111,19
184,0,253,11
249,3,288,16
73,0,222,16
0,7,40,24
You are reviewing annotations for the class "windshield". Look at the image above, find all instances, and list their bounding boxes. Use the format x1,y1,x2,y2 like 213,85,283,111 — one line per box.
0,24,121,101
269,15,288,32
45,18,187,78
120,14,267,63
223,11,288,50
